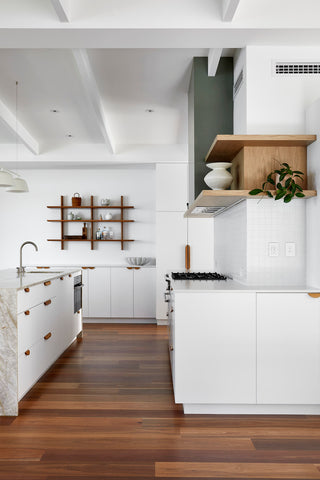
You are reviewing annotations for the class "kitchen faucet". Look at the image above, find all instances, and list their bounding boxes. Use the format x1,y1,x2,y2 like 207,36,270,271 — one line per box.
17,241,38,274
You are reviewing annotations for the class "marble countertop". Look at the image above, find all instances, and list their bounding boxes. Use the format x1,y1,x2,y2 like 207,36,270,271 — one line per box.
0,268,81,290
28,264,156,268
171,278,320,293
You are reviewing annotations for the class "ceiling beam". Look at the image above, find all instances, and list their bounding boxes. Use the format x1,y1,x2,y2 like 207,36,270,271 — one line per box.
0,99,39,155
50,0,70,22
222,0,241,21
208,48,223,76
72,49,114,153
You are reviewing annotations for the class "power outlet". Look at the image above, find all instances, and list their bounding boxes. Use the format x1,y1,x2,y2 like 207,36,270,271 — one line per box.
286,242,296,257
268,242,280,257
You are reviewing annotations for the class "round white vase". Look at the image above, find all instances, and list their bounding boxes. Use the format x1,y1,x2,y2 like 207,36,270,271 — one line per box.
204,162,233,190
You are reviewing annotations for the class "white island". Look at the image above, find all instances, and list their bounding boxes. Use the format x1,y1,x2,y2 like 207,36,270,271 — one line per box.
168,278,320,414
0,268,82,416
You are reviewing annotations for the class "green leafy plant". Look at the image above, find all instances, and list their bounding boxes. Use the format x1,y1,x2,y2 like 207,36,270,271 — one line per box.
249,162,305,203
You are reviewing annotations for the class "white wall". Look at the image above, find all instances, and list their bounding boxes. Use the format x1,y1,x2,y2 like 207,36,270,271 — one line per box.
0,167,156,268
306,99,320,288
156,163,214,320
215,199,306,286
234,46,320,134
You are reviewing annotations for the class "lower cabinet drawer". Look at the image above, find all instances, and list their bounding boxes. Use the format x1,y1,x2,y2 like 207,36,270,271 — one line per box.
17,279,60,313
18,328,59,400
18,297,57,356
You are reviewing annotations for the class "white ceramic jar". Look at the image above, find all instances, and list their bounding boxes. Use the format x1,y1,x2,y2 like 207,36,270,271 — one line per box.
204,162,233,190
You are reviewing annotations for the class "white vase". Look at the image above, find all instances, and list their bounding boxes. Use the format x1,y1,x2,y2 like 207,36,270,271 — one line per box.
204,162,233,190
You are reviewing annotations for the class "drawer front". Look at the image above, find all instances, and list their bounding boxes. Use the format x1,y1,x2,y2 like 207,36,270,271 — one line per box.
18,297,58,355
18,327,59,400
18,278,60,313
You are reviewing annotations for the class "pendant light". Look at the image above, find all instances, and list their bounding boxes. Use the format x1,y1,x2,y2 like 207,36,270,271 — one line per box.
0,168,14,186
6,81,29,193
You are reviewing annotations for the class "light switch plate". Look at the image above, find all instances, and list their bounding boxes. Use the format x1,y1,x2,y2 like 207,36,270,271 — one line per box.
286,242,296,257
268,242,280,257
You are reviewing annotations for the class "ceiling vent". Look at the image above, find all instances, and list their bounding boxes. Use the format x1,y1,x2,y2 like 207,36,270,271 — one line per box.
274,62,320,75
233,68,244,98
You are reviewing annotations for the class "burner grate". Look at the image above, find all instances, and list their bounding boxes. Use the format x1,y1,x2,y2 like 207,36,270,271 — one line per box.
171,272,227,281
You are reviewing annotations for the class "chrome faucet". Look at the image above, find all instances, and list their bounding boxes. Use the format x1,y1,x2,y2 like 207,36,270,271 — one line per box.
17,241,38,274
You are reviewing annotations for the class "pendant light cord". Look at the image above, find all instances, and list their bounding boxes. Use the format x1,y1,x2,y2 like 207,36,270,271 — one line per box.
15,81,18,172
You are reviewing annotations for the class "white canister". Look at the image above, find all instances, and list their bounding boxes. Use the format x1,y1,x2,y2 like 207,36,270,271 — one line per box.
67,212,74,220
204,162,233,190
105,213,113,220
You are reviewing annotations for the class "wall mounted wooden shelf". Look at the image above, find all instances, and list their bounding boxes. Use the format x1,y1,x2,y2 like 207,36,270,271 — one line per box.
47,195,134,250
205,135,317,163
185,190,317,218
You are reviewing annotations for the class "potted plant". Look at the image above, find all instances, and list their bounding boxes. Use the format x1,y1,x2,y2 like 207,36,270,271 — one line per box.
249,162,305,203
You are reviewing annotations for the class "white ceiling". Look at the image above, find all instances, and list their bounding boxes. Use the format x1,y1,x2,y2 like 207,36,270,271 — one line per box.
0,0,319,164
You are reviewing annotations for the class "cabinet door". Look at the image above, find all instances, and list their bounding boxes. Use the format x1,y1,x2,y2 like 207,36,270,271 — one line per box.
257,293,320,404
174,292,256,404
110,268,133,318
133,268,156,318
88,268,111,317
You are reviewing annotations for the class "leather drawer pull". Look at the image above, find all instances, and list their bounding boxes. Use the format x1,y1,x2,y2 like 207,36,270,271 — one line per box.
127,267,133,270
37,266,49,269
24,310,30,316
24,349,30,356
88,267,95,270
44,281,51,286
24,288,30,293
82,267,88,269
308,293,320,298
60,276,64,280
134,267,141,270
44,299,51,306
68,274,72,277
44,332,52,340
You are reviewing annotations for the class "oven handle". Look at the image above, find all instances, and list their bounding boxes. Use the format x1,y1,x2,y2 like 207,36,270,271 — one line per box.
164,292,171,303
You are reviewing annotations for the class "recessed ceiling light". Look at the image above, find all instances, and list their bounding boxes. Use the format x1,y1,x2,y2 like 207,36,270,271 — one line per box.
145,109,154,113
66,134,73,138
50,109,59,113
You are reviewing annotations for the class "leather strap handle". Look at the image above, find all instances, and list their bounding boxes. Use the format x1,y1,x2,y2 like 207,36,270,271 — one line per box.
24,310,30,316
44,299,51,306
44,332,52,340
44,281,51,286
24,287,30,293
24,350,30,356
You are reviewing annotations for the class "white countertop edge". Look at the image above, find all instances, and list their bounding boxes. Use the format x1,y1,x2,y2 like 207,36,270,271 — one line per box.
171,278,320,293
0,268,81,291
27,264,156,268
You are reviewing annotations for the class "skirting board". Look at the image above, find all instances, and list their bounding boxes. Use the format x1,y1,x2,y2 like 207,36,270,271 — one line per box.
83,317,156,324
157,319,168,326
183,404,320,415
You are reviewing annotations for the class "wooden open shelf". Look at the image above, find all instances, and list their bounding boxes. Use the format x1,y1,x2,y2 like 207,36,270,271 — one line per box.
47,195,134,250
205,135,317,163
185,190,317,218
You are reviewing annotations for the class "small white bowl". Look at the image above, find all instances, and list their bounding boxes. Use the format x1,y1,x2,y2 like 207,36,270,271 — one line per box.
126,257,150,266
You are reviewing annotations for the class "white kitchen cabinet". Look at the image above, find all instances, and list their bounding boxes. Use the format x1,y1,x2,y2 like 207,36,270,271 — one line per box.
174,292,256,405
133,268,156,318
110,267,134,317
257,293,320,404
88,267,111,318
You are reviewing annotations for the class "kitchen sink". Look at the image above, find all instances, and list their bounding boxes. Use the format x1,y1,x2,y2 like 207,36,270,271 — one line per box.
26,270,63,274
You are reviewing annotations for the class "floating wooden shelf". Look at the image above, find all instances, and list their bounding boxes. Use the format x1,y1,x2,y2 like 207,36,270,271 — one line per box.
185,190,317,218
47,195,134,250
205,135,317,163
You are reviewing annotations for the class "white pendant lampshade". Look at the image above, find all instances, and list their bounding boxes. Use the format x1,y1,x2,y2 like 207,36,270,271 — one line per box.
6,176,29,193
0,169,14,187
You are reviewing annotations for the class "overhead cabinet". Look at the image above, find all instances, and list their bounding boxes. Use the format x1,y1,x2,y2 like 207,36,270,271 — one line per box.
185,135,317,217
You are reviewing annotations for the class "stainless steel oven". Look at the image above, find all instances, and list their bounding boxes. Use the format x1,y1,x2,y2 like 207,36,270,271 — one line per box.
74,274,83,313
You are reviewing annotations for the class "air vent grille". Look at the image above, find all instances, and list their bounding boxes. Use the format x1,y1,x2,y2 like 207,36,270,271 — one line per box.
275,62,320,75
233,68,244,98
193,206,226,215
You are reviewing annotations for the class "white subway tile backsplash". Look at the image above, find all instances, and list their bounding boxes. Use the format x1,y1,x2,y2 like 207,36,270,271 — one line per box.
214,198,306,285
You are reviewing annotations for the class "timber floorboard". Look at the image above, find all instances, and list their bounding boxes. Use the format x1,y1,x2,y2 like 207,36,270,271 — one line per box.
2,323,320,479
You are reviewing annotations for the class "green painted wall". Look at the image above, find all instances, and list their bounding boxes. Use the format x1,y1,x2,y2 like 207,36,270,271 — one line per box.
189,57,234,200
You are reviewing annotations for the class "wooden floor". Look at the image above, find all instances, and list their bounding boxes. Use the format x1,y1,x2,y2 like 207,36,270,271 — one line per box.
2,324,320,479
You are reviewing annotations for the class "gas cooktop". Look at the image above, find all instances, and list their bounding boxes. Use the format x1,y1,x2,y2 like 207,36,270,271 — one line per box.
171,272,228,281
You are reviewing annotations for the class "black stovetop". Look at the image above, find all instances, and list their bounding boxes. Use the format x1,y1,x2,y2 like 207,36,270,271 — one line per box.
171,272,228,281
